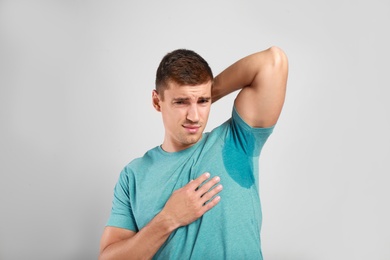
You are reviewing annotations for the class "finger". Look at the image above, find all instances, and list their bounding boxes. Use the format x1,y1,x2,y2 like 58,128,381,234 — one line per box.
201,196,221,213
187,172,210,189
197,176,220,195
201,184,223,203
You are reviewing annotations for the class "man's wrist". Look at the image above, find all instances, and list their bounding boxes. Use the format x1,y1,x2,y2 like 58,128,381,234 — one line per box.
211,75,224,103
154,210,179,234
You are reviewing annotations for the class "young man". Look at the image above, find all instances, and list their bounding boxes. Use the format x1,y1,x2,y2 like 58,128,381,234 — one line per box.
99,46,288,259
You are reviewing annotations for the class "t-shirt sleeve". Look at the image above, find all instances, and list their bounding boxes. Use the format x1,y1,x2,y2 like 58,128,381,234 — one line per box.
230,106,274,157
106,167,139,232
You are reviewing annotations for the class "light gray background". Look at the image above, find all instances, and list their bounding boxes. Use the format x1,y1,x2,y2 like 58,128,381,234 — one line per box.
1,1,389,259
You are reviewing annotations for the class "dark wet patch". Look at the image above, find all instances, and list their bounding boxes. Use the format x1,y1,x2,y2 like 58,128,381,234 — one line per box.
222,123,255,188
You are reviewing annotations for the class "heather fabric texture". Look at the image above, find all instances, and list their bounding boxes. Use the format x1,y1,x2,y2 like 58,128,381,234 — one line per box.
107,106,274,259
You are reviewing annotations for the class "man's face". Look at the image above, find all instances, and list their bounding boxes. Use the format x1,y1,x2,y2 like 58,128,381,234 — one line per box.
153,81,212,152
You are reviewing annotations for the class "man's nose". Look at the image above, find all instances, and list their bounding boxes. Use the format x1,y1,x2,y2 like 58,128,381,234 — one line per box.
186,104,199,122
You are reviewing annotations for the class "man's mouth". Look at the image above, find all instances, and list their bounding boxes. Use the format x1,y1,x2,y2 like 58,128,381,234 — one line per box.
183,124,201,134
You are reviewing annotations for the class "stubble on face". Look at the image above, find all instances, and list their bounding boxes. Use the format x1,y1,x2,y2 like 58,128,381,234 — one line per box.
175,126,202,147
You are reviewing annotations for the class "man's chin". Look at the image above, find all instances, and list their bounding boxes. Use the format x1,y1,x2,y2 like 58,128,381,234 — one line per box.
184,134,202,146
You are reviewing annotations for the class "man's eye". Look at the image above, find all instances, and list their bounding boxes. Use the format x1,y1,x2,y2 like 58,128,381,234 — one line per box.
175,101,184,105
199,99,209,104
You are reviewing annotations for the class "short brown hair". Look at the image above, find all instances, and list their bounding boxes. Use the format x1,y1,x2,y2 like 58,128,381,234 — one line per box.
155,49,213,99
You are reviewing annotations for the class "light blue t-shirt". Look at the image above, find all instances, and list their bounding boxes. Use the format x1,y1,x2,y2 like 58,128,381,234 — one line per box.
107,106,274,259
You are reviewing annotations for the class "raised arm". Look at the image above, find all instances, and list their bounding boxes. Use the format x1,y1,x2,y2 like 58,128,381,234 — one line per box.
99,173,222,260
212,46,288,128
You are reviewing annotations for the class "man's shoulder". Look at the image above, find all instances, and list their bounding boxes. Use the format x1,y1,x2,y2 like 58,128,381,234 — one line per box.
123,146,160,171
206,118,231,140
206,106,244,137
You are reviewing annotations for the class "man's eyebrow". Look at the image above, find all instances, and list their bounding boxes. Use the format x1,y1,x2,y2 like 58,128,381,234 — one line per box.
172,97,190,101
172,97,211,102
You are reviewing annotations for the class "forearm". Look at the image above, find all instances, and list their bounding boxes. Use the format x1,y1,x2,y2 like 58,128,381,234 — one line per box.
212,46,285,103
99,212,177,260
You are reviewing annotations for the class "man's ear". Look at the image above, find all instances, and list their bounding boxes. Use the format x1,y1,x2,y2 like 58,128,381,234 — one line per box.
152,90,161,112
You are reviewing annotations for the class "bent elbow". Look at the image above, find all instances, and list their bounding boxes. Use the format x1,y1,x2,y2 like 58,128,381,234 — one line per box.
267,46,288,68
